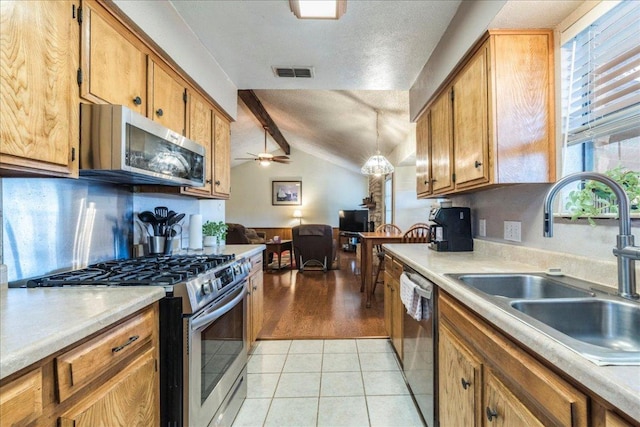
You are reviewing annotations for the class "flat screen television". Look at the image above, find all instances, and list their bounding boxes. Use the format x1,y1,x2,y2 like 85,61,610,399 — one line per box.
339,210,368,232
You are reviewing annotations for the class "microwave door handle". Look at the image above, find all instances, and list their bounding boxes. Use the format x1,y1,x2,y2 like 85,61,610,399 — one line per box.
191,284,246,332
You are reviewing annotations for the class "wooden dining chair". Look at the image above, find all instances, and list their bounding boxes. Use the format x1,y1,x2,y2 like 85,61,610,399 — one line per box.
402,225,430,243
373,224,402,293
409,222,431,229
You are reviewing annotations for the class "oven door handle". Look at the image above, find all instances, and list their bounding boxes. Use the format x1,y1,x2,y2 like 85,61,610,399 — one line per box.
190,283,246,332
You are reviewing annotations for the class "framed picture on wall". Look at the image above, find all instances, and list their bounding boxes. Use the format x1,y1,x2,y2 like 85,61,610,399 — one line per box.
272,181,302,206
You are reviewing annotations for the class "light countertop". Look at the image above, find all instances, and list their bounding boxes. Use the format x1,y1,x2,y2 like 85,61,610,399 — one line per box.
383,243,640,422
0,244,264,381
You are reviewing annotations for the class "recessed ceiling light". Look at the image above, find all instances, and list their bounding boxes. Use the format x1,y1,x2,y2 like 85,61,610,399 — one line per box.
289,0,346,20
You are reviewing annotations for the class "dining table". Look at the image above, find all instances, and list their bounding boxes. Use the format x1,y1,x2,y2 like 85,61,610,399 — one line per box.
358,231,404,308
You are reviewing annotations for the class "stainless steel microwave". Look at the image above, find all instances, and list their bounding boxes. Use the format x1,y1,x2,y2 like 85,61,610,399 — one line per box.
80,104,205,186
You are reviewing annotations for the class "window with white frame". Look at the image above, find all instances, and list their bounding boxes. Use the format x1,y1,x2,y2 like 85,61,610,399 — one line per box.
560,0,639,216
384,174,393,224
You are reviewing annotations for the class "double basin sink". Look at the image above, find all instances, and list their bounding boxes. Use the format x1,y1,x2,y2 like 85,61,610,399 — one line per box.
446,273,640,365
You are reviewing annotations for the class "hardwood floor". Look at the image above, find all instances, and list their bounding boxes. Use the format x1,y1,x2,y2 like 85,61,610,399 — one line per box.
258,250,387,339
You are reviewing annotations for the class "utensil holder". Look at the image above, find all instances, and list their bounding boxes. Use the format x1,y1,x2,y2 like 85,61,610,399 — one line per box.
149,236,166,254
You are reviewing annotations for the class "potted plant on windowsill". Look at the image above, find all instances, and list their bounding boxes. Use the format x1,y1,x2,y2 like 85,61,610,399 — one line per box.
202,221,228,247
564,167,640,225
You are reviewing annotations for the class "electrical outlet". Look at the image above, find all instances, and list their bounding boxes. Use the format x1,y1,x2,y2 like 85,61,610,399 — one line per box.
478,219,487,237
504,221,521,242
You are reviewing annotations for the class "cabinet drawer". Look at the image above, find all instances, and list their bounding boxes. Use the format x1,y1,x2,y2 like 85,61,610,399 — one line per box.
0,367,43,426
250,253,263,274
55,308,155,402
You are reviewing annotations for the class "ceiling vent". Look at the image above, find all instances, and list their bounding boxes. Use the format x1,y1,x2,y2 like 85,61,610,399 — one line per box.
272,66,314,78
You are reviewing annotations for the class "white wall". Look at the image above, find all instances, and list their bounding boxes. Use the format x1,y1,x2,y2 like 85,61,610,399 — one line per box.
450,184,640,262
393,166,432,231
227,148,368,227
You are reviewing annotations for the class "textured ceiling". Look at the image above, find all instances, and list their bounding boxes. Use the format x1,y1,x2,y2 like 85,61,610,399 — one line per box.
169,0,583,173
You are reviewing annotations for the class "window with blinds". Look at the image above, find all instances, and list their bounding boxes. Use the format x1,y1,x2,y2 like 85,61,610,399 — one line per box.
561,0,640,176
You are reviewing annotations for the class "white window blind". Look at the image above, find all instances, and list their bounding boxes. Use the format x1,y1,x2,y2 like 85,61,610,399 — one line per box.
561,0,640,147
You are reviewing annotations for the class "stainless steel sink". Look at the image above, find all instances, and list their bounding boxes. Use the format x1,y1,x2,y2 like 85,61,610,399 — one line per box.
445,273,640,365
511,299,640,364
449,273,594,299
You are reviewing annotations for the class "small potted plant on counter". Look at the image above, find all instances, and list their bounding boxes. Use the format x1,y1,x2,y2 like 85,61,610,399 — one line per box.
202,221,228,247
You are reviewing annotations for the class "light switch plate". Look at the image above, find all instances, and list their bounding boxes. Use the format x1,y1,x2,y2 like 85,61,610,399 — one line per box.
504,221,521,242
478,219,487,237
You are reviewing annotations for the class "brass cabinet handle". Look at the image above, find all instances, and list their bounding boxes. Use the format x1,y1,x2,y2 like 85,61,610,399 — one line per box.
156,108,164,117
486,407,498,422
133,96,142,105
206,179,212,184
112,335,139,353
461,378,471,389
215,180,221,186
475,160,483,168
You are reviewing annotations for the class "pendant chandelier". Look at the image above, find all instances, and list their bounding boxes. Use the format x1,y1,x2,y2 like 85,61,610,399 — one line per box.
361,110,394,176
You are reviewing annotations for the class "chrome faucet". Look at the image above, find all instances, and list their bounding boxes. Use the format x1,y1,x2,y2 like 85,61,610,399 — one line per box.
543,172,640,300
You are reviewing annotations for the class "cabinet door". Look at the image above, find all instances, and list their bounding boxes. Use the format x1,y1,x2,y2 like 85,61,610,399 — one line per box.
1,0,79,177
185,90,213,196
439,323,482,427
415,112,431,197
383,271,393,337
59,349,159,427
80,1,147,114
250,271,264,343
430,90,454,193
213,114,231,198
453,45,489,188
150,61,186,135
0,367,43,426
484,369,544,427
390,278,403,360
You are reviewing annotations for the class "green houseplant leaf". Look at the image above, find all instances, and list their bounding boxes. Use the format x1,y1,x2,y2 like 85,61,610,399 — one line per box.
564,167,640,226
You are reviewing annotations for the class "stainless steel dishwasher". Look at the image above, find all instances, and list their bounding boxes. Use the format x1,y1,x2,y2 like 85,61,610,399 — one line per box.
402,267,437,427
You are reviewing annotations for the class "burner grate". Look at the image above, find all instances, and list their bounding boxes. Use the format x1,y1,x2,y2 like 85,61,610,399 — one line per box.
26,254,236,288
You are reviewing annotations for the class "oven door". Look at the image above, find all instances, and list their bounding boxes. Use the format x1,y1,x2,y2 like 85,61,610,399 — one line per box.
186,281,248,427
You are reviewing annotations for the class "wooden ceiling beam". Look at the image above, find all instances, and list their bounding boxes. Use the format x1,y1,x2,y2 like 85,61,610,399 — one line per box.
238,90,291,155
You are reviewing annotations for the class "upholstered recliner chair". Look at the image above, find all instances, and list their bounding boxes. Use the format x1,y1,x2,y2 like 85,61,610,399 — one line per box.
225,223,266,244
292,224,336,272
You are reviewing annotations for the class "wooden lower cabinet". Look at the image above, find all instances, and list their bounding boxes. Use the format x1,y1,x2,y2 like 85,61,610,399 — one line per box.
0,304,159,427
247,252,264,346
438,323,481,427
58,349,158,427
383,254,403,361
438,292,588,427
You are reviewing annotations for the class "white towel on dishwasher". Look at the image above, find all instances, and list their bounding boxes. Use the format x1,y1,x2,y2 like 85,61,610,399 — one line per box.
400,272,422,321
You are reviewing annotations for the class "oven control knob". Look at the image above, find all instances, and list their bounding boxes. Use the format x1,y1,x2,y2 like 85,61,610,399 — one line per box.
201,281,213,295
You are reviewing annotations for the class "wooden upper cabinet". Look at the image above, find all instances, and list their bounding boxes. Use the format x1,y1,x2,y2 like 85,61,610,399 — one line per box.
453,46,489,188
417,30,555,198
185,90,213,196
80,1,147,114
0,0,79,177
430,89,455,194
150,60,186,135
213,114,231,198
415,112,431,197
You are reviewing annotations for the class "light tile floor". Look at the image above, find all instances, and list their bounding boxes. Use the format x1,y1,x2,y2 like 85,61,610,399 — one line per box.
232,339,424,427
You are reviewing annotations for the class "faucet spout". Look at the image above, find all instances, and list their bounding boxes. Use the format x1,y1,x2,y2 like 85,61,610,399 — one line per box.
543,172,638,300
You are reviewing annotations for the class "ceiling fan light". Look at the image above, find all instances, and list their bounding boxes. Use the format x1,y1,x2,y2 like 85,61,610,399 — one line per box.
260,159,271,166
290,0,346,19
361,153,394,176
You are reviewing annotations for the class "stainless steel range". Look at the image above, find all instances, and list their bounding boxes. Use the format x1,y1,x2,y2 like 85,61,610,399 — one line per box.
21,254,252,427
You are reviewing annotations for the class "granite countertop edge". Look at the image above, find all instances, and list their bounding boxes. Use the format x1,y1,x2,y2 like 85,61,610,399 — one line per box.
383,243,640,422
0,245,265,381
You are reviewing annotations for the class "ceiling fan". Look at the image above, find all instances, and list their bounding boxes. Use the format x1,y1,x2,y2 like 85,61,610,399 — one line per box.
236,126,291,166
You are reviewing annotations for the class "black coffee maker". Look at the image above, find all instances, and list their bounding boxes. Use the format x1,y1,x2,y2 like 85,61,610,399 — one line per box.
428,207,473,252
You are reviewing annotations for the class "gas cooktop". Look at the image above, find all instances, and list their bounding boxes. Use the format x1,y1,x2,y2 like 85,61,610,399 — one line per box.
24,254,235,288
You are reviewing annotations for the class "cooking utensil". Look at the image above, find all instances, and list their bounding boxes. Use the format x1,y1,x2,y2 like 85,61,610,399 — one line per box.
167,212,185,227
138,211,160,235
155,206,169,218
